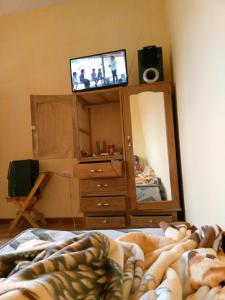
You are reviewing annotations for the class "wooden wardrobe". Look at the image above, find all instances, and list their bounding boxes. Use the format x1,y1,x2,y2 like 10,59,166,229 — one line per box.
31,81,181,229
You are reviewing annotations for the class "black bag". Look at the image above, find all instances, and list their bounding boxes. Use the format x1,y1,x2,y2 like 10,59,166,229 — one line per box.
8,159,39,197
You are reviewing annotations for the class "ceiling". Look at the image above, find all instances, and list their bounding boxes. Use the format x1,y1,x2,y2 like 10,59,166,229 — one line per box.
0,0,69,15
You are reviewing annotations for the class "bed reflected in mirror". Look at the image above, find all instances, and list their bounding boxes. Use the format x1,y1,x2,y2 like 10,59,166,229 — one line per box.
129,91,172,203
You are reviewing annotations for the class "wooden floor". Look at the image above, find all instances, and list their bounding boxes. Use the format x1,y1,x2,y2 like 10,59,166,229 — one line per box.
0,220,79,246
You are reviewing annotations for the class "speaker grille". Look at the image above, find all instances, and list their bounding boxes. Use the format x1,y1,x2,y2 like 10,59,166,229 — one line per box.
143,46,158,66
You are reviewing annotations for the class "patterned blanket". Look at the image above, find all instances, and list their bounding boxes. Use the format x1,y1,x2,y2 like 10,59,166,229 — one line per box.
0,223,224,299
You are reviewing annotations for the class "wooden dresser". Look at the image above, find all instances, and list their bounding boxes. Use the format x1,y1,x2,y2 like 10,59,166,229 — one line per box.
74,159,127,229
31,82,182,229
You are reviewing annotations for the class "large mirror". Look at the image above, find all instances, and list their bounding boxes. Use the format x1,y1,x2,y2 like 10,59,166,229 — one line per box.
129,91,172,203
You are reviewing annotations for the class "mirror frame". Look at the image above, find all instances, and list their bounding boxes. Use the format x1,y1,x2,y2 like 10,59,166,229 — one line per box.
122,81,180,212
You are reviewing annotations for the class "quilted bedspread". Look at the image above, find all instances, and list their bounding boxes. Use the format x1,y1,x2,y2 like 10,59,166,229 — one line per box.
0,223,224,299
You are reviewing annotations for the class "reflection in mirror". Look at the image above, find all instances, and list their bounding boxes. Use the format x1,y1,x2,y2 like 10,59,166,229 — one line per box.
130,91,172,202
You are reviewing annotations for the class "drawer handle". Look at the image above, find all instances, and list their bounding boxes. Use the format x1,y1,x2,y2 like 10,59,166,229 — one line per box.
148,219,153,223
97,202,110,207
90,169,103,173
102,218,107,224
97,184,109,187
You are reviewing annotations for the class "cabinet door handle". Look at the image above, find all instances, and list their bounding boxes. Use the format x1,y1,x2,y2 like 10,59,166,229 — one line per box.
148,219,153,223
103,203,109,206
90,169,95,173
102,218,107,224
127,136,132,147
97,202,102,206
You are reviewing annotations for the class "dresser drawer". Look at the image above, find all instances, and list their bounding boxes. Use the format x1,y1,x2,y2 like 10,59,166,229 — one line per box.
130,215,173,228
74,161,123,179
80,196,126,212
86,216,125,229
80,178,127,196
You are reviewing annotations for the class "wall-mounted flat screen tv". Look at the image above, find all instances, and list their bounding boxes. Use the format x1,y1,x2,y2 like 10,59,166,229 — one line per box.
69,49,128,92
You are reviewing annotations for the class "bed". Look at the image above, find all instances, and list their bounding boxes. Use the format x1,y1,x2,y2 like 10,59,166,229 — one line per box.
0,223,224,299
134,160,166,202
136,183,162,202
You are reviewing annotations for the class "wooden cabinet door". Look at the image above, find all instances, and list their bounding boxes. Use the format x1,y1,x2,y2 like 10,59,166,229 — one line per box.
30,95,78,159
122,82,181,212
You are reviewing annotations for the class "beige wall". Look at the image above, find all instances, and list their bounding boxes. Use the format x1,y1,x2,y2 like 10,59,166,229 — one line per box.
0,0,171,218
165,1,225,227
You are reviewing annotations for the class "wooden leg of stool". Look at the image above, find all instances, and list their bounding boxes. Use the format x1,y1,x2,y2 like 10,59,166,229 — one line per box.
7,173,50,231
31,208,47,226
11,174,47,227
29,209,47,226
23,211,39,228
9,211,23,232
8,199,24,232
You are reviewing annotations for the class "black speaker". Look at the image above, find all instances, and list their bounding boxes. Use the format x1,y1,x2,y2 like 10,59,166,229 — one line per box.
138,46,163,83
7,159,39,197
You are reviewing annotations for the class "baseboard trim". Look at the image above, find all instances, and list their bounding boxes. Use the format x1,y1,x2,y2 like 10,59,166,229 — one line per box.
0,218,12,224
0,217,84,229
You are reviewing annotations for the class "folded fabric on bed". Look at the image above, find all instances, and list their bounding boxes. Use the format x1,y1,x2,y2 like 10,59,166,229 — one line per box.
0,223,224,299
0,228,164,255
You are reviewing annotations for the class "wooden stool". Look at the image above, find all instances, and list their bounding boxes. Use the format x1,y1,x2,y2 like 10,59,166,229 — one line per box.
6,172,51,232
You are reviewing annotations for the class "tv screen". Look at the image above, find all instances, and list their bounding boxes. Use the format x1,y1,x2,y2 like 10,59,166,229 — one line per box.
69,49,128,92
